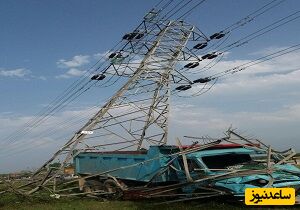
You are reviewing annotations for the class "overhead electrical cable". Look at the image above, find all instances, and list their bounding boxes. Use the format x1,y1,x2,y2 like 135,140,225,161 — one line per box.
184,11,300,74
3,0,200,148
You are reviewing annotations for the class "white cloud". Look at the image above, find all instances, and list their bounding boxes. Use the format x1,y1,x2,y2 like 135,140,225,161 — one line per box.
169,46,300,146
0,68,31,77
57,55,90,69
206,68,300,96
56,68,87,79
3,101,300,157
37,76,47,80
169,102,300,148
55,51,114,79
93,51,109,60
55,53,107,79
1,100,300,172
67,68,86,76
171,103,300,128
3,46,300,172
0,106,100,172
182,46,300,98
249,46,289,56
188,46,300,78
30,75,47,80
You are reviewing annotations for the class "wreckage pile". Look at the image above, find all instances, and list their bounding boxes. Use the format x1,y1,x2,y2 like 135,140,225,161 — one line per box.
2,0,300,204
1,129,300,204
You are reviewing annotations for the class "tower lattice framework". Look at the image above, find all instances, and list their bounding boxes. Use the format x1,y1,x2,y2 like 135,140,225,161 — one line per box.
28,20,196,193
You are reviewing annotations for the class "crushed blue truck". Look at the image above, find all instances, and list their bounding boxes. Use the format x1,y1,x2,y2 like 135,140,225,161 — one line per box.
72,133,300,202
2,130,299,204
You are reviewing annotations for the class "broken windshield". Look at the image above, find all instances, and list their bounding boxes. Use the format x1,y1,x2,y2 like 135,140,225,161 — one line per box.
201,153,252,170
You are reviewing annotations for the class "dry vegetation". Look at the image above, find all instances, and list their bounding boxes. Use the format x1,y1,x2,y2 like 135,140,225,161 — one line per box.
1,192,300,210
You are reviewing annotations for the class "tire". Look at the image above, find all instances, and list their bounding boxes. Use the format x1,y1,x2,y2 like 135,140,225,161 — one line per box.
104,179,123,199
83,179,104,193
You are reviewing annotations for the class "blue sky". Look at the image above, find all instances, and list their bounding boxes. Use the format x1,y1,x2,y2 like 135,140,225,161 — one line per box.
0,0,300,172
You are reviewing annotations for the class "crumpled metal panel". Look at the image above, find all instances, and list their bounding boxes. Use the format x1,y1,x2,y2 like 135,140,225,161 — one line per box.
215,168,300,196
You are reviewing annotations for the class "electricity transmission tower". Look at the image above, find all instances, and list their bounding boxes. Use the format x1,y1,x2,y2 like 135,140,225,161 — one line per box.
26,11,207,193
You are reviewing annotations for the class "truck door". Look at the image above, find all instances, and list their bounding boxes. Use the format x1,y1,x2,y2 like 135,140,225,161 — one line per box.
175,157,204,181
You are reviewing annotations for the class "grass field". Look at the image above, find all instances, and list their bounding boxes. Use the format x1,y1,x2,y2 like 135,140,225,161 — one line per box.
1,193,300,210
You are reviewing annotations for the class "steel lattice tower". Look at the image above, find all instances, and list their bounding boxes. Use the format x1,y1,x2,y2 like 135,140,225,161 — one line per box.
27,19,201,193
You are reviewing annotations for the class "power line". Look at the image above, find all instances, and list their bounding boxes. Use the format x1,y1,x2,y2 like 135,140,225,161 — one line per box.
177,0,206,20
2,1,185,145
2,0,201,152
224,0,287,32
184,11,300,75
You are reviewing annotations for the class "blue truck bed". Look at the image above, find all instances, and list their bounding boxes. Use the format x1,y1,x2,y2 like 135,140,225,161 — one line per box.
74,146,179,183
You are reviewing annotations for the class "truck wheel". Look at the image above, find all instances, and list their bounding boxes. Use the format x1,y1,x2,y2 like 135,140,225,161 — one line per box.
83,180,104,193
104,179,123,199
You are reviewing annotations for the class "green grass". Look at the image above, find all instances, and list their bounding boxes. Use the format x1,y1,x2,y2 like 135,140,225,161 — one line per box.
1,193,300,210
